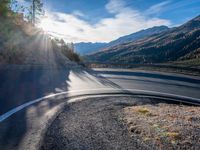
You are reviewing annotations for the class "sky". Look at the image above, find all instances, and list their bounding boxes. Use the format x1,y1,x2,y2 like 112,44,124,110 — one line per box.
18,0,200,43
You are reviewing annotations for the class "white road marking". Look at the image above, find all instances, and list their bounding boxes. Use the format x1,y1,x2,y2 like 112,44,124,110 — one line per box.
0,88,200,123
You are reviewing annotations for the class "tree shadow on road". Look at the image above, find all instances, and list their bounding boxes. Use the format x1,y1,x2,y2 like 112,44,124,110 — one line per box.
0,66,123,150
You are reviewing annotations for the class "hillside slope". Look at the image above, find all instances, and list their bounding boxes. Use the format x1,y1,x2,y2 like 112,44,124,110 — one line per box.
107,26,169,47
88,15,200,64
0,15,76,68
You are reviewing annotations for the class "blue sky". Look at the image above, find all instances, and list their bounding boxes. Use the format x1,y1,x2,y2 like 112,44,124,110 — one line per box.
43,0,200,26
21,0,200,42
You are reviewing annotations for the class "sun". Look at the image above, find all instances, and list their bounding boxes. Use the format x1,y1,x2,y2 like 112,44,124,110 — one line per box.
38,17,54,33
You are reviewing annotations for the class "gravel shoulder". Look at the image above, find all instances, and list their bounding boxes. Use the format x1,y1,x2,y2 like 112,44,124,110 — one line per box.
40,96,200,150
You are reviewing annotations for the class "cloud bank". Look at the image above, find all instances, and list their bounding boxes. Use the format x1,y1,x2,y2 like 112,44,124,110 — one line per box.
39,0,171,43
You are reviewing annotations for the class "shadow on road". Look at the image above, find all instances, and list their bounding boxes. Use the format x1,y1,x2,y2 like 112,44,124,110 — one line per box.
0,66,122,150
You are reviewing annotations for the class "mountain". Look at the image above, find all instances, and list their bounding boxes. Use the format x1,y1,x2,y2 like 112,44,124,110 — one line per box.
107,26,169,47
74,42,107,55
75,26,169,55
87,15,200,64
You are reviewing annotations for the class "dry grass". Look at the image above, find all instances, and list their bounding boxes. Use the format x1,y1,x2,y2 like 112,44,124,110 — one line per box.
122,103,200,149
136,107,150,114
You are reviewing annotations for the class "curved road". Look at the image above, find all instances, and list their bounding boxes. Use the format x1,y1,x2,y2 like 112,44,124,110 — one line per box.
0,67,200,150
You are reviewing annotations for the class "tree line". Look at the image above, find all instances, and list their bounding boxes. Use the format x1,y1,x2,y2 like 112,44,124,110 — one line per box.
52,38,82,63
0,0,44,25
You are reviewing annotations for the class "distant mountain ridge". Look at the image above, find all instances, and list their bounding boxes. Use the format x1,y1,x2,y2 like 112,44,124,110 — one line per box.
74,42,107,55
87,15,200,64
75,26,169,55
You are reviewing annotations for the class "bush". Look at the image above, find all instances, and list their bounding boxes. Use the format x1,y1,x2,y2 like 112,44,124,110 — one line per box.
0,0,10,17
62,49,81,63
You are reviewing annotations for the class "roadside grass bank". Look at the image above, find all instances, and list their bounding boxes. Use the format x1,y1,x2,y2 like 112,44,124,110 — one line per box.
86,62,200,76
122,103,200,149
133,66,200,77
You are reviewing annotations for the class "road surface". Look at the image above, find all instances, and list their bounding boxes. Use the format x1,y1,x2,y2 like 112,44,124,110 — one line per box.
0,67,200,150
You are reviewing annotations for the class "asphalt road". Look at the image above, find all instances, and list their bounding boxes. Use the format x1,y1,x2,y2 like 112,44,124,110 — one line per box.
0,67,200,150
1,67,200,115
93,68,200,99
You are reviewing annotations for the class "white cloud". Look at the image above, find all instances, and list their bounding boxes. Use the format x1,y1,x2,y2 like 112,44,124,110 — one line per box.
145,0,171,15
38,0,171,43
72,10,85,18
106,0,126,13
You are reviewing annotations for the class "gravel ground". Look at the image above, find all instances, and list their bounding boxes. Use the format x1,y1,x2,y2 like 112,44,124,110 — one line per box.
40,96,199,150
40,96,160,150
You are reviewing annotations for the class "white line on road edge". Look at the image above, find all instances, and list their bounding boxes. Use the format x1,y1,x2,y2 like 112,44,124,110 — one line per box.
0,88,200,123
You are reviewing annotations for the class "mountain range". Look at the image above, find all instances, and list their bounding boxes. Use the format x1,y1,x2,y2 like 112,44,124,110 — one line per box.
74,42,107,55
75,26,169,55
87,15,200,65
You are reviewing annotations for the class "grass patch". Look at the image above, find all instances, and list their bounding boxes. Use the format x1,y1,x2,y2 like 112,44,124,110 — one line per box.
136,107,150,114
166,132,180,140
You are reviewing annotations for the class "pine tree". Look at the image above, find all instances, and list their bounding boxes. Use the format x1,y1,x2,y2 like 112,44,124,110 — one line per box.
25,0,44,25
0,0,10,16
32,0,43,24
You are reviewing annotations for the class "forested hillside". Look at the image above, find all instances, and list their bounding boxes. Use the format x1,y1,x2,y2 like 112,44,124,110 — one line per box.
87,15,200,65
0,1,81,67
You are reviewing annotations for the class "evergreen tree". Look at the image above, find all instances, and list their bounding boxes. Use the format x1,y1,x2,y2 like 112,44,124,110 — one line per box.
0,0,10,16
25,0,44,25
